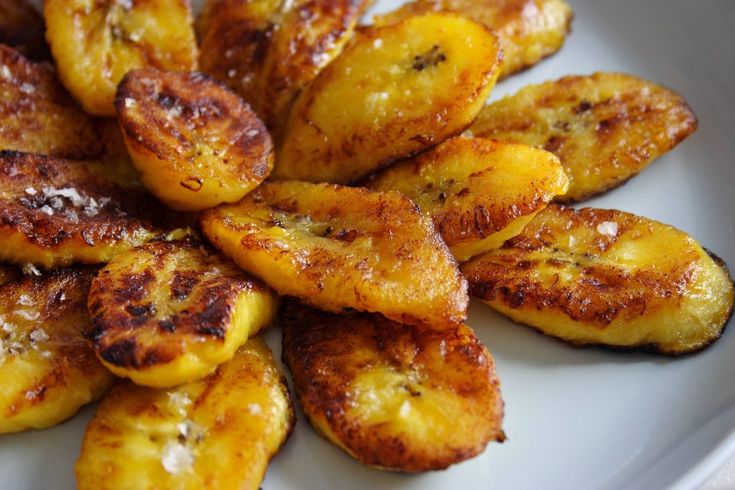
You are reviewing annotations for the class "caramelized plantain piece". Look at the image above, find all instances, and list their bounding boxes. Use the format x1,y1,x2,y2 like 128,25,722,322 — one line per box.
0,268,114,433
274,13,503,184
198,0,372,137
44,0,198,115
469,72,699,202
0,45,101,159
116,69,274,211
94,117,142,187
0,151,171,268
0,0,50,60
76,339,294,490
366,138,568,261
282,301,504,471
375,0,573,79
462,205,735,355
201,181,468,329
86,240,278,388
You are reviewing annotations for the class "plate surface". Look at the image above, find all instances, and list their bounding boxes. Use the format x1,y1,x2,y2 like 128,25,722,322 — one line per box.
4,0,735,489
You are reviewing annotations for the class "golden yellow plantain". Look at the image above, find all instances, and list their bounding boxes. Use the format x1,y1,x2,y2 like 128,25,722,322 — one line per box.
201,181,468,329
282,300,505,471
0,45,101,159
274,13,503,183
76,338,294,490
0,0,50,60
469,72,699,202
44,0,198,115
0,267,114,433
462,205,735,355
0,151,172,268
198,0,373,137
116,69,274,211
86,239,278,388
366,137,569,261
375,0,573,79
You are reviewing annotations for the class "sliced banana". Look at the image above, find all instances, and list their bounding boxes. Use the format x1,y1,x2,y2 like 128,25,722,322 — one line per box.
0,45,101,159
0,267,114,433
86,239,278,388
44,0,198,115
274,13,503,184
366,137,569,262
0,151,171,268
375,0,574,79
198,0,372,137
462,205,735,355
76,338,294,490
116,69,274,211
469,72,699,202
0,0,50,60
201,181,469,330
282,301,505,471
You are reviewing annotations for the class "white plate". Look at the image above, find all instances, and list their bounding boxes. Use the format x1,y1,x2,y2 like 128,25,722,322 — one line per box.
5,0,735,488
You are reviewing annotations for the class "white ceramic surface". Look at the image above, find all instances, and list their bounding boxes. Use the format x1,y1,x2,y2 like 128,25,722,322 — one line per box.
5,0,735,489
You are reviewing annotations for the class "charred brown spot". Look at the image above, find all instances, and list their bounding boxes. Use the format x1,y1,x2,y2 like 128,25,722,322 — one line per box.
412,45,446,72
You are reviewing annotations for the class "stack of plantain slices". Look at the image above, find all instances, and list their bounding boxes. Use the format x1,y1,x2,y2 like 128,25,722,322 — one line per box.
0,0,733,488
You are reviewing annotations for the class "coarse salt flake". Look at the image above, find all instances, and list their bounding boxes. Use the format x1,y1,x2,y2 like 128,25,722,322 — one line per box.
161,442,194,475
248,403,262,415
124,98,137,108
30,328,49,343
25,187,37,195
20,83,35,94
22,264,42,276
596,221,618,237
373,38,383,48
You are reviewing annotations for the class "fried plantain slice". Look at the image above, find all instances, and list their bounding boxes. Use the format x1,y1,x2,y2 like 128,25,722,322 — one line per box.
201,181,468,329
462,205,735,355
274,13,503,184
0,267,114,433
469,72,699,202
374,0,573,79
116,69,274,211
76,338,294,490
366,137,569,261
44,0,198,115
0,45,102,159
0,0,50,61
0,151,171,268
198,0,372,137
282,301,504,471
86,240,278,388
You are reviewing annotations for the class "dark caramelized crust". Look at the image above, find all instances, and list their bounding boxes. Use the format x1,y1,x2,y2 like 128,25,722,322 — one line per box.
0,45,101,159
461,205,735,355
198,0,372,136
0,0,50,60
0,267,114,431
86,240,271,371
281,300,504,471
470,72,699,203
0,151,167,268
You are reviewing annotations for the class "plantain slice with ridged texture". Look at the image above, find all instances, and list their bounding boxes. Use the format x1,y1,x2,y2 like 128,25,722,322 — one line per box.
281,301,504,471
0,151,173,269
44,0,198,115
0,267,114,433
274,13,503,184
0,0,50,61
86,239,278,388
201,181,468,330
366,137,569,262
116,69,274,211
469,72,699,202
374,0,573,80
0,45,101,159
462,205,735,355
198,0,372,137
76,338,294,490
